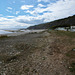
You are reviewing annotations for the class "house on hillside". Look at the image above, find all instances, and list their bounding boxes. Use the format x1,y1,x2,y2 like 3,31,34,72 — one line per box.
55,26,75,32
70,26,75,32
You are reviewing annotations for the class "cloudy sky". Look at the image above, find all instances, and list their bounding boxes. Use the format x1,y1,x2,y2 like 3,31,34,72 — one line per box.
0,0,75,29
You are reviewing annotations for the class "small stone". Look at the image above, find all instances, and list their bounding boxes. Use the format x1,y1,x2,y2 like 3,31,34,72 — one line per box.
68,66,72,69
60,61,63,64
72,49,75,51
47,52,53,55
0,61,2,64
42,57,46,60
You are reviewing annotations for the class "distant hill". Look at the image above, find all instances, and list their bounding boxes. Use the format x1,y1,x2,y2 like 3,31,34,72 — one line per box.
27,15,75,29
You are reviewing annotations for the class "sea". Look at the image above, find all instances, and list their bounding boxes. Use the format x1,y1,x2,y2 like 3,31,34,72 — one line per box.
0,28,22,35
0,30,13,34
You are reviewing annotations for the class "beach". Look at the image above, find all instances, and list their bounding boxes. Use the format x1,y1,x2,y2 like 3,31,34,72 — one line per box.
0,30,75,75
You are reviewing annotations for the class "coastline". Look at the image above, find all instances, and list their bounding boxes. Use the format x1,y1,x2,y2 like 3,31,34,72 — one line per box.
0,29,45,36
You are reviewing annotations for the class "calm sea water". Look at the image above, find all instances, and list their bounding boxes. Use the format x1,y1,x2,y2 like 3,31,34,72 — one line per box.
0,30,13,34
0,27,26,34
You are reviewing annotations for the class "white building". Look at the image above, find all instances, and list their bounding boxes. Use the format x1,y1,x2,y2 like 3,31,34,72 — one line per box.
55,26,75,32
70,26,75,32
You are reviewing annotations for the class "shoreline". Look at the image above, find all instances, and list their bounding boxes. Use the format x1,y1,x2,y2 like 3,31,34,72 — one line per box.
0,29,45,36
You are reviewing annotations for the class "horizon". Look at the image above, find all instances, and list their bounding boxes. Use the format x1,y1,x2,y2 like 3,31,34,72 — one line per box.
0,0,75,29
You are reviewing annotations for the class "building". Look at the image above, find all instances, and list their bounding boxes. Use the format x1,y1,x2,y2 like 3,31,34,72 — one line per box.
55,26,75,32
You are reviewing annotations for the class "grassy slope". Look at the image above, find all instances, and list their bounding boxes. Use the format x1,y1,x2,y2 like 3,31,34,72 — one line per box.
50,30,75,75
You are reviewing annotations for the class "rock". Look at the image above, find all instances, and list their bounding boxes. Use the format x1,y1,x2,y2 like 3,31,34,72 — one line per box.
72,49,75,51
0,61,2,64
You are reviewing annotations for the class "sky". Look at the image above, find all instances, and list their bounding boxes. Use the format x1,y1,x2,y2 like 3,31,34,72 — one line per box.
0,0,75,29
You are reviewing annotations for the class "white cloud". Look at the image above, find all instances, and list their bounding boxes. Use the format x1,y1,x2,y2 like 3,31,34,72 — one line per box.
38,0,49,2
6,16,15,18
26,7,47,15
21,5,34,10
16,11,20,15
26,4,46,15
37,0,57,2
6,9,12,13
0,17,22,29
7,7,12,10
6,7,12,13
16,15,43,24
0,14,44,29
44,0,75,19
6,7,20,15
0,17,10,21
37,4,45,7
28,0,75,22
